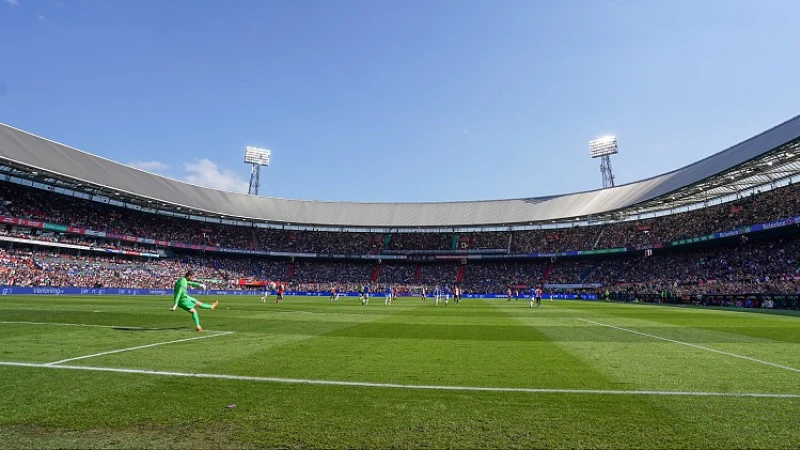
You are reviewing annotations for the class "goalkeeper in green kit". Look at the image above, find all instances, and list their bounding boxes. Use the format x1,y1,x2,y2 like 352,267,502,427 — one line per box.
170,270,218,331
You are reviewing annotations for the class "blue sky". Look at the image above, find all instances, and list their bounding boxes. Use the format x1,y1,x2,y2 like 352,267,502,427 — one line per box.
1,0,800,202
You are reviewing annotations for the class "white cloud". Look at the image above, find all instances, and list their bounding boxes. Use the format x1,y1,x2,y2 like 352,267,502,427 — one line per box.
182,158,249,193
128,159,249,193
37,14,44,20
128,160,169,172
6,0,19,7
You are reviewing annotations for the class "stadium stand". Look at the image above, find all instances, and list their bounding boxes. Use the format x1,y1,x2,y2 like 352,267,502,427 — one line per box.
4,180,800,255
2,117,800,309
2,179,800,301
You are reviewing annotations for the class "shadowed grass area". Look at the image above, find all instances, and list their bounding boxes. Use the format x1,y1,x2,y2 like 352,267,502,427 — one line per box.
1,295,799,449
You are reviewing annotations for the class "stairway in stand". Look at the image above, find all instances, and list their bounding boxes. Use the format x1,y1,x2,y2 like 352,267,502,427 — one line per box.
542,261,555,283
372,264,381,283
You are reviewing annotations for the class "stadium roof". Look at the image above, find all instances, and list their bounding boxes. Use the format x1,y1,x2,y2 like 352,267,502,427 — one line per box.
2,116,800,229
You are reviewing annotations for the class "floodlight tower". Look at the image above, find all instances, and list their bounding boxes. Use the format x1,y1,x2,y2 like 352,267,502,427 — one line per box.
244,146,271,196
589,136,618,189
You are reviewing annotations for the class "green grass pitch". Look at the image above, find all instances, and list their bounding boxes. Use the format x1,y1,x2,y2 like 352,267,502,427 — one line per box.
1,294,799,449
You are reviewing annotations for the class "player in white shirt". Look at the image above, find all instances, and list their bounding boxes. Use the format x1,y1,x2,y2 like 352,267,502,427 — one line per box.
261,282,274,303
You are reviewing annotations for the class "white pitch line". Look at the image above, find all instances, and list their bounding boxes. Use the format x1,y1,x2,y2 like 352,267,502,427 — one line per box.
577,318,800,374
0,320,227,333
44,332,233,366
0,320,154,329
0,361,796,399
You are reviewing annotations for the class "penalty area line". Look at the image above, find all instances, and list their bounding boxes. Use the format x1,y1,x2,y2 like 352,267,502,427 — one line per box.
577,318,800,374
44,332,233,366
0,361,797,399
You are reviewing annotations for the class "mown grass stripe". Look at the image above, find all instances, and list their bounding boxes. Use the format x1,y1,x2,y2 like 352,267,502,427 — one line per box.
578,318,800,374
45,332,233,366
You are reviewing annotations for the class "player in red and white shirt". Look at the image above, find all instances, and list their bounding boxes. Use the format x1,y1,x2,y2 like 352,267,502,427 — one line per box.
276,283,285,303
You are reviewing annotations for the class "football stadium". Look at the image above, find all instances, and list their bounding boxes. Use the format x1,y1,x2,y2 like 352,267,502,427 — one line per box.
1,114,800,448
4,3,800,449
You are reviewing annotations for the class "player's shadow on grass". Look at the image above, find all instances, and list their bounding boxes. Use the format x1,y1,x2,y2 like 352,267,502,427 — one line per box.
112,327,186,331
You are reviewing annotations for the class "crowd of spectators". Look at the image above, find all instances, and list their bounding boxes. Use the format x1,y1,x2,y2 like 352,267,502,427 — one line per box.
511,227,601,253
0,229,157,254
586,236,800,297
596,182,800,249
3,179,800,303
377,264,416,284
0,249,218,289
547,259,594,284
417,263,459,285
386,233,453,251
590,237,800,286
253,230,383,254
468,232,509,250
253,260,289,281
0,244,265,289
292,261,372,284
461,261,548,290
3,229,800,303
4,180,800,256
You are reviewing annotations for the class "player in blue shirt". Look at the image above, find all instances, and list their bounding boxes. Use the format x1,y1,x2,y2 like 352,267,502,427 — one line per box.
434,286,441,306
385,285,393,306
444,286,451,306
362,284,370,306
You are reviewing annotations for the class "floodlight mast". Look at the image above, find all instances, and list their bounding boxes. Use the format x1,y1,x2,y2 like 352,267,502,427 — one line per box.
589,136,618,189
243,146,271,196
